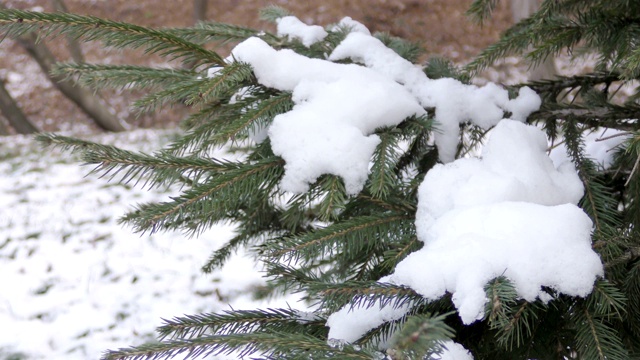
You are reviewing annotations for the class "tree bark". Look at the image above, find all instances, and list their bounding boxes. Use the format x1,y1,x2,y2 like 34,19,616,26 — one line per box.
17,33,128,131
0,78,39,134
51,0,85,63
193,0,208,23
511,0,557,81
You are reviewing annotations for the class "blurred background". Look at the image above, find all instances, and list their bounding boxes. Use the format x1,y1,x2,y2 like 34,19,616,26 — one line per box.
0,0,514,134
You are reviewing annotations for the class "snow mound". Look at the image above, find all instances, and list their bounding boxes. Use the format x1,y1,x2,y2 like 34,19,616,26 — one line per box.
416,119,584,232
231,37,424,194
393,120,603,324
394,201,599,324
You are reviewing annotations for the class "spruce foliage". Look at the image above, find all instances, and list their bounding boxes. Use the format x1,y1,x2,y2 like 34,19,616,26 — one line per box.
2,1,640,359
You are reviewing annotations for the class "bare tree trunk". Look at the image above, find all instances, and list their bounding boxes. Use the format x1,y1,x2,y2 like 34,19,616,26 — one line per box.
194,0,208,23
51,0,84,63
183,0,208,70
0,78,38,134
0,1,126,131
511,0,538,22
511,0,557,81
17,33,128,132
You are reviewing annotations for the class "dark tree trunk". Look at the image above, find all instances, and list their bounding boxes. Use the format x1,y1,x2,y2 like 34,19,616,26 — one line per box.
51,0,85,63
194,0,208,23
17,33,128,132
511,0,556,81
0,78,38,134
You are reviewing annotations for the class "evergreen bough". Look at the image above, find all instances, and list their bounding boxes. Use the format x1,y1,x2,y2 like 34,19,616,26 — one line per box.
0,1,639,358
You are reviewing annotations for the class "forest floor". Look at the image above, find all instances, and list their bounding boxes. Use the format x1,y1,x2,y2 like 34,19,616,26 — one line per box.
0,0,515,133
0,130,303,359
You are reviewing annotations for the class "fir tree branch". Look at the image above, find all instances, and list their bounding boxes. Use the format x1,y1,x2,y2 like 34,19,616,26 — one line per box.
563,119,623,232
52,63,197,91
623,263,640,338
316,175,348,221
211,92,293,145
132,61,254,114
0,9,225,66
120,157,284,235
103,331,375,360
605,246,640,269
464,16,540,75
307,281,425,314
36,133,238,189
157,308,326,341
586,280,627,319
374,32,424,63
202,199,284,273
378,236,422,273
466,0,500,25
259,5,292,23
166,21,274,45
389,313,455,360
485,277,518,327
572,306,628,360
268,214,412,264
167,101,250,155
494,301,541,351
368,129,402,199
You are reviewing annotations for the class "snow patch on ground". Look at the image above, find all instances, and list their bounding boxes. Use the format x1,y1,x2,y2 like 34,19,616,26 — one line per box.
0,130,301,360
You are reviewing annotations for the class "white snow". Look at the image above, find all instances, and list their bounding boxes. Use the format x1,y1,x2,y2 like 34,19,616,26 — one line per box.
231,37,424,194
416,119,584,226
330,32,541,163
430,341,474,360
0,130,301,360
550,128,630,169
326,121,603,339
276,16,328,47
394,200,599,324
332,17,371,36
404,121,602,323
326,299,412,345
224,20,542,193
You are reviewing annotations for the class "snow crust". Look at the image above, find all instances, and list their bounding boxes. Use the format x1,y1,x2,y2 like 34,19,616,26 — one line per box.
276,16,328,47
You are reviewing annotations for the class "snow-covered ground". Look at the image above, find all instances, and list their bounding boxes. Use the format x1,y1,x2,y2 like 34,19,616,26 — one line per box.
0,130,299,360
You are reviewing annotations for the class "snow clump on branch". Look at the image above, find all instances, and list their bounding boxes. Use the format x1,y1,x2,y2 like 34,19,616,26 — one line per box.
228,16,540,194
326,120,604,341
